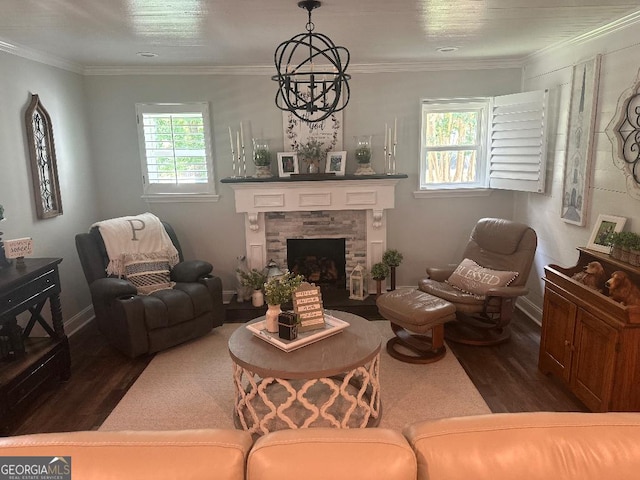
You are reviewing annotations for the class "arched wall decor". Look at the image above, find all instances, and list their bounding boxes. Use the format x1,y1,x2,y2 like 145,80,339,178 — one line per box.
605,68,640,201
24,94,63,219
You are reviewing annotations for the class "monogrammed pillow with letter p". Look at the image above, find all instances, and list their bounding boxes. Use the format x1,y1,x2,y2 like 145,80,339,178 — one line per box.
446,258,518,298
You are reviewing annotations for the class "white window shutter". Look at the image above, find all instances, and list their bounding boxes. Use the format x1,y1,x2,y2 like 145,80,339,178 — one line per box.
489,90,549,193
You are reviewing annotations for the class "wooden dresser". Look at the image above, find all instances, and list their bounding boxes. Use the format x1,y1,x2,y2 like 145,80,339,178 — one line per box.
539,248,640,412
0,258,70,434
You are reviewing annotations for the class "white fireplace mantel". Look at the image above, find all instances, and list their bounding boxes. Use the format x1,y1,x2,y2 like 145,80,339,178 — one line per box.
225,177,403,273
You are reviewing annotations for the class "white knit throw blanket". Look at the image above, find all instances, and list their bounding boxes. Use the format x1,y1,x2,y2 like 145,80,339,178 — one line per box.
92,212,180,276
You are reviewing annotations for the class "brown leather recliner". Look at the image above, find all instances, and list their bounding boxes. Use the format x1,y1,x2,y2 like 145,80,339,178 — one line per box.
419,217,537,345
75,221,224,358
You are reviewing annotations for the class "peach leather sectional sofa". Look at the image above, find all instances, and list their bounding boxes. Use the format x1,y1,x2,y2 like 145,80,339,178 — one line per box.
1,412,639,480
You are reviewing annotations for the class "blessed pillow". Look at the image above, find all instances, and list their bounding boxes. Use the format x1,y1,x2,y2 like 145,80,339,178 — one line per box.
446,258,518,298
121,251,175,295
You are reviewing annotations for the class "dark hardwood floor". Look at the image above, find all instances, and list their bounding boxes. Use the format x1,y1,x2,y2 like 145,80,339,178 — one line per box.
6,307,586,436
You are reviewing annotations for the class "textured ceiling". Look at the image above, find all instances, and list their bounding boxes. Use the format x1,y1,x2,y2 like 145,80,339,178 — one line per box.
0,0,639,69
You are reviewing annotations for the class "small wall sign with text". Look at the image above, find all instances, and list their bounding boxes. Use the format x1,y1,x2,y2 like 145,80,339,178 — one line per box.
292,282,325,332
4,237,33,259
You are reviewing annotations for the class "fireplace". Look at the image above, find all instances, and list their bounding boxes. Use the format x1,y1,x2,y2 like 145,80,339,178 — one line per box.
225,178,403,293
287,238,346,289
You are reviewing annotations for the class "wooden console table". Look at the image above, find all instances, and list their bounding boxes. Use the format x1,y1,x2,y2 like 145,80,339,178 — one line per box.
0,258,71,434
538,248,640,412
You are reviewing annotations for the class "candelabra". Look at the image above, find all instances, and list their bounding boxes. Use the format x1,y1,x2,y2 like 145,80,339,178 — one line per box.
229,124,247,178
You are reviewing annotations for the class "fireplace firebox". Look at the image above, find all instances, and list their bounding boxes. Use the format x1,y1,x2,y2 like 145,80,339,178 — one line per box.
287,238,346,290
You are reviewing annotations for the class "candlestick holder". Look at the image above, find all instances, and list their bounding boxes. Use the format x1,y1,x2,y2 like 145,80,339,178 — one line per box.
386,142,397,174
241,145,248,177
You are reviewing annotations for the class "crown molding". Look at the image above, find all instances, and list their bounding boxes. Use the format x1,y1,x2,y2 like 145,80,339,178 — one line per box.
83,58,523,76
526,9,640,62
0,39,83,74
349,59,524,73
83,65,275,76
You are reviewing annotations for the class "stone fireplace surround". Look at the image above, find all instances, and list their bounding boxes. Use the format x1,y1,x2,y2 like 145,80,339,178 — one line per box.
226,177,403,292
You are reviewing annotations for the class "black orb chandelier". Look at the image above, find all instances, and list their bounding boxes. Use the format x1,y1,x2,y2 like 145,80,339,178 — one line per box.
272,0,351,123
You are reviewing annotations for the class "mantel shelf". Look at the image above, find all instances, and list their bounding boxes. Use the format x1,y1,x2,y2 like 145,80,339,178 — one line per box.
221,173,407,184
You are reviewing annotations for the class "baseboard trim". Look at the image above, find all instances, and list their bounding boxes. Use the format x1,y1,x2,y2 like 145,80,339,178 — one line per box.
223,290,236,304
516,297,542,326
65,305,95,337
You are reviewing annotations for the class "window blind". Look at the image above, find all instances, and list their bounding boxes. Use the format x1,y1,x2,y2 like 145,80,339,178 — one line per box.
489,90,549,193
140,112,208,185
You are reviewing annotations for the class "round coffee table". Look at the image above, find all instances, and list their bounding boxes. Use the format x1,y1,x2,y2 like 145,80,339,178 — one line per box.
228,310,381,436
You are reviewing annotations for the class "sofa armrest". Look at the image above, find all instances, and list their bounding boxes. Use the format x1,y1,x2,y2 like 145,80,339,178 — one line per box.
171,260,213,283
247,428,416,480
90,277,137,301
0,429,253,480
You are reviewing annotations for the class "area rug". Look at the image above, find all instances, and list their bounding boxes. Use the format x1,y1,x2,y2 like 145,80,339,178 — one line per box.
100,321,491,432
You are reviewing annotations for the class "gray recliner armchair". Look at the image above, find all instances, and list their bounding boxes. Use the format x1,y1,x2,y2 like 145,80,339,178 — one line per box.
419,217,537,345
76,221,224,357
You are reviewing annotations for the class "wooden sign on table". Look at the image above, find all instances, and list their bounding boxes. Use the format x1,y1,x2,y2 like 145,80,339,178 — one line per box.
292,282,325,332
4,237,33,259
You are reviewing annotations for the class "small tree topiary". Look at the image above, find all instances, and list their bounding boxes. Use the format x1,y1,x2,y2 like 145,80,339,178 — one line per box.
382,249,403,290
371,262,389,296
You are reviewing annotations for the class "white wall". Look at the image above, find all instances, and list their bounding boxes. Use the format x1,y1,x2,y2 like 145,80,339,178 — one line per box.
0,52,98,333
517,21,640,320
83,67,522,294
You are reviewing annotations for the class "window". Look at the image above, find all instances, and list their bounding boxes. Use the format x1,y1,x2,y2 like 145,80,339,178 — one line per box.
419,90,549,194
420,98,489,190
136,103,216,200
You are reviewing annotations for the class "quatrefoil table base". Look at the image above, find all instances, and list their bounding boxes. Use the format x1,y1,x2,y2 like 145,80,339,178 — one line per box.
232,356,380,435
228,311,382,437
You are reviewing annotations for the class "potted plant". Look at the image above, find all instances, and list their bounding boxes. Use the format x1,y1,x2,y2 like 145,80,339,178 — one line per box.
627,232,640,267
609,231,637,263
382,249,403,291
263,272,304,332
371,262,390,297
236,268,268,307
297,138,324,173
607,231,623,259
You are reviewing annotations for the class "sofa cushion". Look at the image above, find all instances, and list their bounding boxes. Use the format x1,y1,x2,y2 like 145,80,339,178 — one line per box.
0,429,253,480
446,258,518,299
142,288,198,329
247,428,416,480
122,251,175,295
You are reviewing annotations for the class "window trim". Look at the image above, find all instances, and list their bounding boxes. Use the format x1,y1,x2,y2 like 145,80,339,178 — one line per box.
419,97,490,191
135,102,217,198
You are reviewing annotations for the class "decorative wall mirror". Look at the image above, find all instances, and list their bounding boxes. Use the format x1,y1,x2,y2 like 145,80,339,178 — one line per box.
25,94,63,219
605,69,640,200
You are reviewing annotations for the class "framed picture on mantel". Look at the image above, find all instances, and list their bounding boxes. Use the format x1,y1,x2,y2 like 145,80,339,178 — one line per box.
326,151,346,176
277,152,299,177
